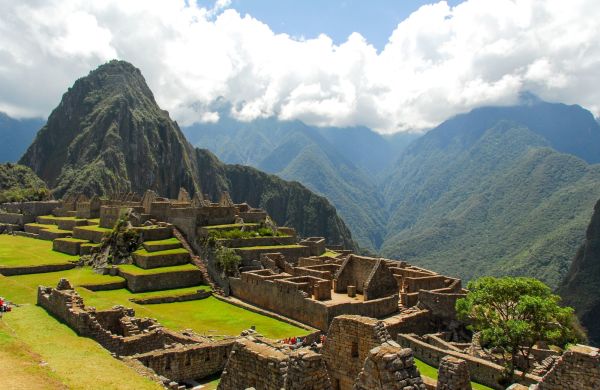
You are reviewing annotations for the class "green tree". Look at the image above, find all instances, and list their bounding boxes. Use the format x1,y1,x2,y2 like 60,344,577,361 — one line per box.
215,246,241,277
456,276,583,380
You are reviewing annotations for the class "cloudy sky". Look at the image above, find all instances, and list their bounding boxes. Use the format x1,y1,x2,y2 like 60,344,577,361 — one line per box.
1,0,599,133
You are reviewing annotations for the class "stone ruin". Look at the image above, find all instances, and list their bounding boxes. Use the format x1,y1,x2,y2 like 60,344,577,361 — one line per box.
37,280,233,387
436,356,471,390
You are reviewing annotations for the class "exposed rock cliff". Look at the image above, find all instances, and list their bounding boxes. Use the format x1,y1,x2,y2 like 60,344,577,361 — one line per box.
558,198,600,345
19,60,355,248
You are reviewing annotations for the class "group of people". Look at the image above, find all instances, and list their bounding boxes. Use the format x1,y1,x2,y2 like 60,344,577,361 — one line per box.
281,334,327,346
0,296,11,315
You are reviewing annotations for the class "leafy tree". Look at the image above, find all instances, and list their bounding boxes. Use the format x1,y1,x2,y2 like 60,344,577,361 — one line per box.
215,246,241,277
456,276,583,380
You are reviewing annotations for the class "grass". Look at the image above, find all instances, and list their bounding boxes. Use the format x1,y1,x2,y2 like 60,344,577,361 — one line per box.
38,215,85,222
0,235,78,268
235,244,304,250
54,238,89,243
76,287,310,339
415,358,493,390
0,268,123,304
0,305,161,389
118,263,199,275
0,319,66,389
203,223,258,230
323,250,340,257
132,248,189,257
143,238,180,246
24,222,56,229
75,225,111,233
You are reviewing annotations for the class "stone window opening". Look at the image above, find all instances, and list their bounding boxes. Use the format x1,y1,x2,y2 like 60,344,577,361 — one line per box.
185,355,191,366
205,353,210,362
351,341,359,358
165,357,171,371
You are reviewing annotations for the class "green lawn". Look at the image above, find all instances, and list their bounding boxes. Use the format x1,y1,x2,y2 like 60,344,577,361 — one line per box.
323,250,340,257
133,247,188,257
0,305,161,389
75,225,111,233
0,235,78,268
143,237,181,246
118,263,198,275
0,268,122,304
54,237,89,243
415,358,493,390
76,287,310,339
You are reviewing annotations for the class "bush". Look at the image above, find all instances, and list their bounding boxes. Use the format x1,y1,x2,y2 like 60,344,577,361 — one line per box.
215,246,241,276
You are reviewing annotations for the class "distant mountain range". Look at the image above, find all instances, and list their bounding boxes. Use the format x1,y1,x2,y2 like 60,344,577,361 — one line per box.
0,113,44,163
184,117,417,249
184,98,600,289
16,60,355,248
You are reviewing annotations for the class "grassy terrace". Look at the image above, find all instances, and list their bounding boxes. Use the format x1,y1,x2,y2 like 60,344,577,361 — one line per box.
55,237,89,243
322,250,340,257
76,288,309,339
235,244,304,250
118,263,198,275
203,223,258,230
0,235,78,267
415,358,493,390
133,247,188,257
38,215,85,222
0,234,310,388
75,225,111,233
143,237,180,246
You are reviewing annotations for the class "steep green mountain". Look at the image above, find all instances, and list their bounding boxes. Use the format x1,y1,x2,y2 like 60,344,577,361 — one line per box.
558,199,600,345
19,60,355,248
381,106,600,288
0,163,49,203
184,98,600,281
0,113,44,163
183,117,417,249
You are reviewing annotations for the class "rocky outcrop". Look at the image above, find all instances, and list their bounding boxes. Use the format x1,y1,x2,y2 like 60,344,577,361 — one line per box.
19,60,355,248
558,198,600,345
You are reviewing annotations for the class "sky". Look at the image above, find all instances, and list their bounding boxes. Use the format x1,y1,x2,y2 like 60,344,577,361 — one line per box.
1,0,599,133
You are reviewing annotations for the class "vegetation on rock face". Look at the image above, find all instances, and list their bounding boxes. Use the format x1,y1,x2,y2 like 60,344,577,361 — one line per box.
558,198,600,346
380,118,600,289
457,276,583,380
0,163,50,203
18,60,355,249
214,246,241,276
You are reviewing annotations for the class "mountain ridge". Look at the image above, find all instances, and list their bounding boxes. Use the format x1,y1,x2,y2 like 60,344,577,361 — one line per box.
18,60,355,248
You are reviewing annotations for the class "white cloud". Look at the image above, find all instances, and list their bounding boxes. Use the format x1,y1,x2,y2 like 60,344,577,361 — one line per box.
0,0,599,133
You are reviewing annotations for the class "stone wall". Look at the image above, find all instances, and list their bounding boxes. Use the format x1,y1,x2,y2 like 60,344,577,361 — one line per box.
37,280,231,384
0,263,76,276
417,289,466,321
397,333,541,389
218,338,288,389
218,337,331,390
119,268,204,293
535,344,600,390
354,342,427,390
322,315,392,390
230,270,398,331
135,340,233,382
363,259,399,301
436,355,471,390
218,235,297,248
